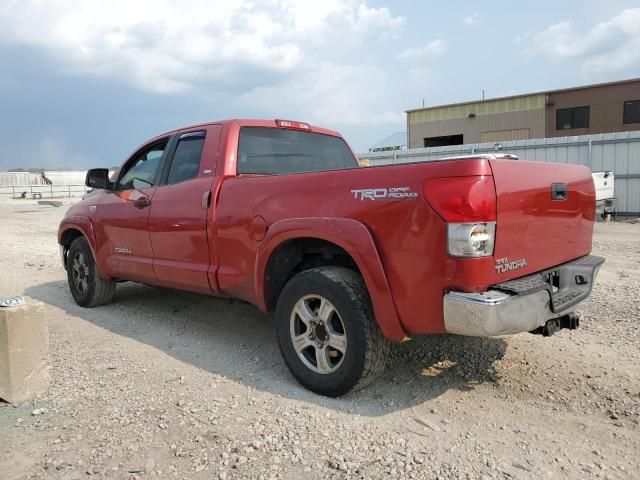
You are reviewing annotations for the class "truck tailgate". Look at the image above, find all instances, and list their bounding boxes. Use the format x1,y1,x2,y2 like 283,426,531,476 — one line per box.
489,159,595,281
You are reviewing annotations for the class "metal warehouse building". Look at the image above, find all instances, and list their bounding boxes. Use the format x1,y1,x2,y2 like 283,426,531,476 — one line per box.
407,78,640,148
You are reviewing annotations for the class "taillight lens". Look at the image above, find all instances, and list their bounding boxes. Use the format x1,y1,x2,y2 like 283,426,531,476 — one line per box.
447,222,495,257
423,175,497,257
423,175,496,222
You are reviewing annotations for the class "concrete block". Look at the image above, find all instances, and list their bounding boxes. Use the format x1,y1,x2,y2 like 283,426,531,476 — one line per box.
37,200,63,207
0,301,49,403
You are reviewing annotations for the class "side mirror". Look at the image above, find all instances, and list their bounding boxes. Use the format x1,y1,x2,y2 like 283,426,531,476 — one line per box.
85,168,113,190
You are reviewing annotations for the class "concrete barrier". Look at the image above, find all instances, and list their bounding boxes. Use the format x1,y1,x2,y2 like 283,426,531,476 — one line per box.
37,200,63,207
0,301,49,403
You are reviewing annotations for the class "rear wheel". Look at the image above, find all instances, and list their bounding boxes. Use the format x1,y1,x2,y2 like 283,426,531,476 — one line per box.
67,236,116,307
275,267,389,397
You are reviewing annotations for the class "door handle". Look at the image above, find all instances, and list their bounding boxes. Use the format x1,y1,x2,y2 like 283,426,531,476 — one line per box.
133,197,151,208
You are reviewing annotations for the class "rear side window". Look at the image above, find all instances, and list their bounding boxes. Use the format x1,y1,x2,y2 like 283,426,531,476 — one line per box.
167,132,205,184
237,127,357,175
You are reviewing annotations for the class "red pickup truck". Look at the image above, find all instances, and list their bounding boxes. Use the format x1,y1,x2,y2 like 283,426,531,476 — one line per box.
58,119,603,396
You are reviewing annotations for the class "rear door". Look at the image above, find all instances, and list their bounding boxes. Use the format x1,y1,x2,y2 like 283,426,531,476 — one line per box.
96,138,170,283
148,125,222,294
489,159,595,282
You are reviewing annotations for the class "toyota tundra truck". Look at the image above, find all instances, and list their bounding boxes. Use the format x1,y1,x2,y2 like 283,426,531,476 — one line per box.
58,119,604,396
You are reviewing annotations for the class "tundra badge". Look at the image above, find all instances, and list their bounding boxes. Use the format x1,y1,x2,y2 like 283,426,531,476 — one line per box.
495,257,527,274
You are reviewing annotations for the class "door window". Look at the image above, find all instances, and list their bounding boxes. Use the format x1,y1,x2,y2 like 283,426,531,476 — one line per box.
118,140,168,190
166,132,206,184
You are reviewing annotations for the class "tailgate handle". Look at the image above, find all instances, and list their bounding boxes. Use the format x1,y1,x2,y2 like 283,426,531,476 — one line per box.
551,183,568,201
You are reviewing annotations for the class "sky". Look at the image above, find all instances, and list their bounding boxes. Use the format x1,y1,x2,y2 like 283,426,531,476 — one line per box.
0,0,639,170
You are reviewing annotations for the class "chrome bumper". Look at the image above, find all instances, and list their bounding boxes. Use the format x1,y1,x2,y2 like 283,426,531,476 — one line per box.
443,289,576,336
443,255,604,337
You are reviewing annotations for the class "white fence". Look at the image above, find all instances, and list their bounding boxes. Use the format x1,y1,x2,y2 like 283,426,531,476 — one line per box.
0,184,88,199
360,130,640,215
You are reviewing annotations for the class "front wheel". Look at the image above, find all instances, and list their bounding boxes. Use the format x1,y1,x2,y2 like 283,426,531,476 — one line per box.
275,267,390,397
67,236,116,307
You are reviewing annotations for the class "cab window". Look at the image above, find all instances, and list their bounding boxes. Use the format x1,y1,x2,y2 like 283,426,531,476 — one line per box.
166,132,206,185
117,140,168,190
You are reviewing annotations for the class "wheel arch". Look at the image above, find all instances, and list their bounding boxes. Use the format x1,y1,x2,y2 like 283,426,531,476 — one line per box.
58,217,101,273
255,217,407,342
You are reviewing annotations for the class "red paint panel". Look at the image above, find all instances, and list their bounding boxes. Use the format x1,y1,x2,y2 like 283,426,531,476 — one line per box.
149,177,213,294
214,160,491,336
148,124,222,293
489,159,595,283
95,188,157,283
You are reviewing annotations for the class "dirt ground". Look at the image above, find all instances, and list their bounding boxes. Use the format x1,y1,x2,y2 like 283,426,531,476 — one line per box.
0,199,638,480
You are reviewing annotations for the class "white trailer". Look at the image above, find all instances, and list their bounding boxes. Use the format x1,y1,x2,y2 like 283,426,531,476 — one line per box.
592,171,615,220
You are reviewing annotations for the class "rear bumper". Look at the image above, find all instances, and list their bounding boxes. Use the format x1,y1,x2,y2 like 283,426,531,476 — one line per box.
443,255,604,337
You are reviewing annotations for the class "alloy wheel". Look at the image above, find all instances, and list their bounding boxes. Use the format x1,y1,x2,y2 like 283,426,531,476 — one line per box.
289,295,347,374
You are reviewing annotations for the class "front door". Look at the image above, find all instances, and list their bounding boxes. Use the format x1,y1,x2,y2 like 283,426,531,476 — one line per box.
95,138,170,283
148,126,221,294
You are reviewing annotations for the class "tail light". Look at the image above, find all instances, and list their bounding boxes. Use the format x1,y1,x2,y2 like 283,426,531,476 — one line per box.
424,175,497,257
447,222,495,257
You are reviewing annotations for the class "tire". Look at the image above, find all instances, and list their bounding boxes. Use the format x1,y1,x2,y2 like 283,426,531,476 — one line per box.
275,266,390,397
67,236,116,307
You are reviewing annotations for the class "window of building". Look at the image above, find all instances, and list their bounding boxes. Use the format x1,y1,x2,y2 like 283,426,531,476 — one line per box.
556,106,590,130
623,100,640,124
423,134,463,148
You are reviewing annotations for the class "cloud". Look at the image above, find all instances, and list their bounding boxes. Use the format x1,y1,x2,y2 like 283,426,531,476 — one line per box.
529,8,640,72
239,62,403,126
0,0,408,130
0,0,405,94
396,39,446,60
463,14,480,26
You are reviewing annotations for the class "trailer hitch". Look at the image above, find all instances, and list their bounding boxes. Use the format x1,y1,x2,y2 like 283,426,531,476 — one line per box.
530,313,580,337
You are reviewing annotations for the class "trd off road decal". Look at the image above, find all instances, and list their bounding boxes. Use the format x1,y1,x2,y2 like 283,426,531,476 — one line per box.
351,187,418,201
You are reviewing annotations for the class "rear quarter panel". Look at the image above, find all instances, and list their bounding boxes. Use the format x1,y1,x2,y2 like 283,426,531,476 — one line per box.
214,159,493,336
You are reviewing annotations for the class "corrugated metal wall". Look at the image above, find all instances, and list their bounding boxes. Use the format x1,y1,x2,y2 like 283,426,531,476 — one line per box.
43,171,88,185
360,130,640,215
0,171,47,186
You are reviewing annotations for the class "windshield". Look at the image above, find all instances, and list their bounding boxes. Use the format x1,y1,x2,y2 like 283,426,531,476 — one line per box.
237,127,357,175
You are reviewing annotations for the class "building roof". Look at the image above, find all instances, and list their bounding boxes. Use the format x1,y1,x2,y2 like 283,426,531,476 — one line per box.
405,77,640,114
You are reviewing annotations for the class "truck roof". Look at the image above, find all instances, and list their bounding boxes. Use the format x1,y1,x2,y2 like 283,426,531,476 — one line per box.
149,119,342,143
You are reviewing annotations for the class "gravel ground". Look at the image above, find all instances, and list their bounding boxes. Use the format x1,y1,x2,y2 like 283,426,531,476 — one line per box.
0,199,639,480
